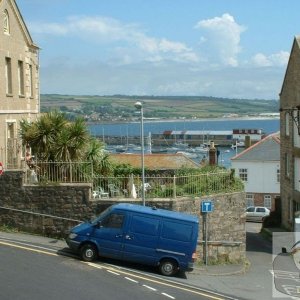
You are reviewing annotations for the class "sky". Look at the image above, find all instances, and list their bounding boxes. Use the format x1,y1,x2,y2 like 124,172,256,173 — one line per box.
16,0,300,99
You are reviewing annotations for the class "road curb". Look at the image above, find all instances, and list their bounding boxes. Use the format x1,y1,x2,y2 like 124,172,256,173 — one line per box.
192,260,249,276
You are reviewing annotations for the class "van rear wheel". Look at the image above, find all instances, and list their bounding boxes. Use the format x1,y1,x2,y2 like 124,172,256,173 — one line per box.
80,244,98,262
159,259,178,276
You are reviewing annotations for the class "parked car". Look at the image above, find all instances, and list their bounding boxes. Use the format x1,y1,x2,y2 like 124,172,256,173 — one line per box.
246,206,270,222
66,203,199,276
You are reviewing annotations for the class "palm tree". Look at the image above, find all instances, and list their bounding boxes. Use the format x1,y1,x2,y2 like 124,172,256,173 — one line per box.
20,111,67,160
19,111,115,179
85,138,112,175
54,117,89,162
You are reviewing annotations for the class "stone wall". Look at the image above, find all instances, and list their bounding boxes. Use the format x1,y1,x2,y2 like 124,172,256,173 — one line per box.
280,37,300,230
0,171,246,263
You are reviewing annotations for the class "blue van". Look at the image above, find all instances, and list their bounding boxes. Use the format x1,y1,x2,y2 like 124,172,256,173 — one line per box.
66,203,199,276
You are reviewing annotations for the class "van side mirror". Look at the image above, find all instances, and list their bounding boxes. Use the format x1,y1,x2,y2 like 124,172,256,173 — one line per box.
93,221,102,228
282,247,287,253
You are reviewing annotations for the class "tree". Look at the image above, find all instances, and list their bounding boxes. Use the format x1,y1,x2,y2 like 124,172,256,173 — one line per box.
85,138,112,175
19,111,113,175
20,111,67,160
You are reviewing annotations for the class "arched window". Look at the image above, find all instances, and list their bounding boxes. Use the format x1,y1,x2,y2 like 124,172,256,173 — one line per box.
4,10,10,34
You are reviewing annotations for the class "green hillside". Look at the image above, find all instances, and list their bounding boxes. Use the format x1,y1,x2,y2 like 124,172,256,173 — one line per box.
41,94,279,121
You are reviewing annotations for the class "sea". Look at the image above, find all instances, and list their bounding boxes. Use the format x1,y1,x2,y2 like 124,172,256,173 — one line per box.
88,117,280,169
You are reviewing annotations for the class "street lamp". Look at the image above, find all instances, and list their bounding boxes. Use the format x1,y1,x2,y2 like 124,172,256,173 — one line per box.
134,101,145,206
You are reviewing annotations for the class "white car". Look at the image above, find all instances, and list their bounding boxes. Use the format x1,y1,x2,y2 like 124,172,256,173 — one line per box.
246,206,270,222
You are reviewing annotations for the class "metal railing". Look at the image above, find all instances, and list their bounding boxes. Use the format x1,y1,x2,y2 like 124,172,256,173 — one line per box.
92,171,242,199
22,160,242,198
24,161,93,184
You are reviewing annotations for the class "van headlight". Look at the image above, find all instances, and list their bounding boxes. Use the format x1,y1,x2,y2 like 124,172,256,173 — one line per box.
69,233,78,240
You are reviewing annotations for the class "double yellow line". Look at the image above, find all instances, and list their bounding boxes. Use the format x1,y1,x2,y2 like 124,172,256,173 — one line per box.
0,239,231,300
0,240,58,256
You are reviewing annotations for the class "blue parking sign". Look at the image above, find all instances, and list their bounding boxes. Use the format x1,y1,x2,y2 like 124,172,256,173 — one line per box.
201,200,213,213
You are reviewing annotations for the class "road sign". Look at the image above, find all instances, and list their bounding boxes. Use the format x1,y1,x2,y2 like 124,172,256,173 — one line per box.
0,162,3,175
201,200,213,213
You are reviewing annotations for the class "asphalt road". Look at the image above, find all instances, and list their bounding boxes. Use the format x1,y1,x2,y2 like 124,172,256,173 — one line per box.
171,222,276,300
0,236,233,300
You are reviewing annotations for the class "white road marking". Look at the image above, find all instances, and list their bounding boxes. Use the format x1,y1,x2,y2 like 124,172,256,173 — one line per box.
162,292,175,299
143,284,157,291
125,277,139,283
107,270,120,276
0,240,230,300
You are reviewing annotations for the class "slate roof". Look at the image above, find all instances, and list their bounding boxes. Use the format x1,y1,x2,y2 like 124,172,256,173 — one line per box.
109,153,200,170
231,132,280,162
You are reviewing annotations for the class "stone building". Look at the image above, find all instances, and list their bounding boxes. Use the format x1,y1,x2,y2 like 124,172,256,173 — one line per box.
0,0,40,169
280,36,300,230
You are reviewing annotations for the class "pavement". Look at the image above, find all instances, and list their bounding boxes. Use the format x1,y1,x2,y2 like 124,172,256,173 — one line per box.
0,225,289,300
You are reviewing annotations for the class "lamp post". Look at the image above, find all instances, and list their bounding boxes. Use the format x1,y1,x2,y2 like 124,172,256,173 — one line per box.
134,101,145,206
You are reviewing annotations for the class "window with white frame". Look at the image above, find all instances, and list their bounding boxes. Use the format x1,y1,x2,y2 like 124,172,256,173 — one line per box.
238,168,248,182
246,194,254,207
264,195,272,208
286,112,290,136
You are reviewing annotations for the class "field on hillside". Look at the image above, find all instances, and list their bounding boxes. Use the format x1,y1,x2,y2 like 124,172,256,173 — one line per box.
41,94,279,119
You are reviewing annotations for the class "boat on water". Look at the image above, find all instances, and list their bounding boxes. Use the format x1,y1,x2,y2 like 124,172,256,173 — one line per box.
194,144,209,154
114,145,128,153
231,141,245,149
176,151,198,159
151,148,168,154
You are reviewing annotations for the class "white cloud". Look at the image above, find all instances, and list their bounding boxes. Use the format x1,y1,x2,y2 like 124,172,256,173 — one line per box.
29,16,198,64
252,51,290,67
28,13,288,99
195,13,246,67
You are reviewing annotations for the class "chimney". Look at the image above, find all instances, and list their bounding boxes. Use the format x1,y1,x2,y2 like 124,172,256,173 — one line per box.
245,135,251,149
209,141,217,166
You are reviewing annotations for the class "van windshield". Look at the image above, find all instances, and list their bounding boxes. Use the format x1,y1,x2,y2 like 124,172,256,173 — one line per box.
91,207,112,225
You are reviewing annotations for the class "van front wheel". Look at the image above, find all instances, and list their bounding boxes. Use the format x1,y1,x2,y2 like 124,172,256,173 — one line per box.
159,259,178,276
80,244,98,262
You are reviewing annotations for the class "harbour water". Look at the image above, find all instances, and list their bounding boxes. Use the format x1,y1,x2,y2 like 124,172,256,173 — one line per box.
89,117,280,169
89,117,279,137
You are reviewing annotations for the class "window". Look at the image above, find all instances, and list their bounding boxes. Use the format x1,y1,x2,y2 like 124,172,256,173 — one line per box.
264,195,272,209
246,194,254,207
29,64,33,97
130,215,159,236
256,207,268,213
4,10,9,34
293,111,300,148
5,57,12,95
277,168,280,183
246,207,255,212
285,153,290,178
239,168,248,182
285,112,290,136
162,221,193,242
18,61,25,96
101,213,124,229
295,158,300,192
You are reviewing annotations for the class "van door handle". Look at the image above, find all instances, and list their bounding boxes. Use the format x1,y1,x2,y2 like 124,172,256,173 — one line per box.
115,234,123,238
125,235,133,240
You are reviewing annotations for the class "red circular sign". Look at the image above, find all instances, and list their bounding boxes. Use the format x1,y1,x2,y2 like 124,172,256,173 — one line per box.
0,162,3,175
